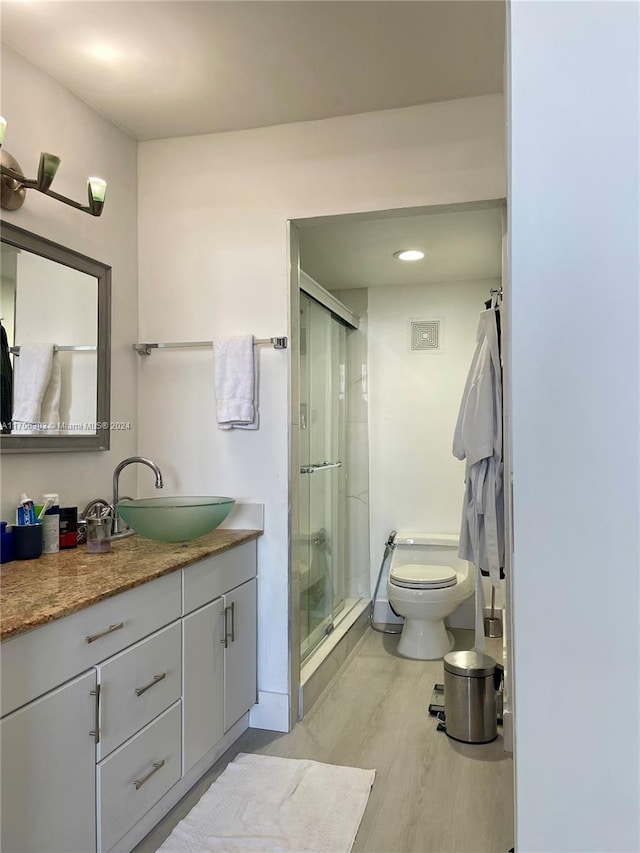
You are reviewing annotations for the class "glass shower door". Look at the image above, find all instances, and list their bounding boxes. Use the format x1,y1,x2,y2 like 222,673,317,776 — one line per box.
299,293,346,662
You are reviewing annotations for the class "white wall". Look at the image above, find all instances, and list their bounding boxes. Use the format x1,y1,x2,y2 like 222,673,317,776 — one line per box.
367,279,499,623
0,47,139,519
138,95,505,730
510,3,639,851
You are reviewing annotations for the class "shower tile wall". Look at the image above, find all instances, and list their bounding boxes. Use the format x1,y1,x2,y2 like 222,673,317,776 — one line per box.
333,288,370,601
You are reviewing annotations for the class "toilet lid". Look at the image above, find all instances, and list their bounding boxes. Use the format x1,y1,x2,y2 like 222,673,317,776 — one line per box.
390,564,458,589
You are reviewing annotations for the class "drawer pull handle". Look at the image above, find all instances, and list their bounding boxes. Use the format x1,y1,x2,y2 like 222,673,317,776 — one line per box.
221,603,235,647
220,607,229,649
89,684,101,744
85,622,124,644
220,609,228,648
134,759,165,790
135,673,166,697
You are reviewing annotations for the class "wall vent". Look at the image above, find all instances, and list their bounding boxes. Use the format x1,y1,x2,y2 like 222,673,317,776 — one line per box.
410,320,441,352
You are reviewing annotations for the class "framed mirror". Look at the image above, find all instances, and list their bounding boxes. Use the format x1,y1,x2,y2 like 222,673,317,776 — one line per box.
0,222,111,453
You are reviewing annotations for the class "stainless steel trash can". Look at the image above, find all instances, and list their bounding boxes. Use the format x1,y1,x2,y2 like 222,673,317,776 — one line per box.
443,650,499,744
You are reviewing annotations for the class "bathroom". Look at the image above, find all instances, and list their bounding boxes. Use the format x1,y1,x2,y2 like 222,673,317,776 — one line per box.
293,201,507,696
1,3,639,853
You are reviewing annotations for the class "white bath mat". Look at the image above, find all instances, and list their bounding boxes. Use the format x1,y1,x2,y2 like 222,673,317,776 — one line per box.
157,753,375,853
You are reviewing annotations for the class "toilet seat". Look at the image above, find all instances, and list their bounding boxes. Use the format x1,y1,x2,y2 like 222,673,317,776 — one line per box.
389,564,458,590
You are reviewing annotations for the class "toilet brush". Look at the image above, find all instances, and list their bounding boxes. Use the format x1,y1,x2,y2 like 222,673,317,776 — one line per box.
484,586,503,638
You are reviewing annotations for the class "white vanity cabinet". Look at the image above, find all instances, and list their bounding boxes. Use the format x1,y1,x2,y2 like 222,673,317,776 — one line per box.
183,597,225,772
182,542,258,773
0,670,97,853
0,536,259,853
183,577,258,773
223,578,258,732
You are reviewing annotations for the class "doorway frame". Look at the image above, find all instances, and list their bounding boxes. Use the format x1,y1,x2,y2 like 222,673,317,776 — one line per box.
287,197,511,731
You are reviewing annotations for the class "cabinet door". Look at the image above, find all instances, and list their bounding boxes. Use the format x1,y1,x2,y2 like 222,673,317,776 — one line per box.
224,578,257,732
182,597,225,773
1,670,97,853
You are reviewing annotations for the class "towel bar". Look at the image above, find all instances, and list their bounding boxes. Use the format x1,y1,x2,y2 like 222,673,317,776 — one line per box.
133,337,287,355
10,345,97,355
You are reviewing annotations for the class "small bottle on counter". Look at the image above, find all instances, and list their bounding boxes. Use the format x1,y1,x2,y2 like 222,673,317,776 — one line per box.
42,493,60,554
59,507,78,549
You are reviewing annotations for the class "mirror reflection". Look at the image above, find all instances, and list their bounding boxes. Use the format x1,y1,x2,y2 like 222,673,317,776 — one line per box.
0,223,111,453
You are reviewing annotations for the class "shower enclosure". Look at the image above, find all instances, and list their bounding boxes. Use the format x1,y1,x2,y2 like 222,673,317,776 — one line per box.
298,292,349,662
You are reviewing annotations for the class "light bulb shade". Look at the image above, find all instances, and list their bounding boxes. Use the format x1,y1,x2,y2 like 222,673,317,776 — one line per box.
37,152,61,192
88,177,107,215
88,177,107,203
0,117,6,148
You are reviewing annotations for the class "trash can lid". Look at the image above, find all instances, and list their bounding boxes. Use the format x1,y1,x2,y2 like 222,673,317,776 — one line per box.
444,650,497,677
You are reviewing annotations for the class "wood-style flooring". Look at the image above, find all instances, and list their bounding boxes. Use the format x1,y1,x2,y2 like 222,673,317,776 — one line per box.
135,628,514,853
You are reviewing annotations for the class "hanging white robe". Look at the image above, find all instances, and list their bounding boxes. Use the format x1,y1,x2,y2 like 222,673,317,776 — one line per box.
453,306,504,585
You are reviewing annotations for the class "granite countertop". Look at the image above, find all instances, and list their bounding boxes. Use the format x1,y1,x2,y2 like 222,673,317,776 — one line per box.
0,528,261,642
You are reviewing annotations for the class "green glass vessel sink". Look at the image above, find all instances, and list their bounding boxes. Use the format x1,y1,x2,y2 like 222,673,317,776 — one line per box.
116,496,235,542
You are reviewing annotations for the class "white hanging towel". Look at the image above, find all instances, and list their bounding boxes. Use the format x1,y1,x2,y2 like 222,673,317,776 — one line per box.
213,335,259,430
40,355,61,431
12,343,55,433
453,306,504,648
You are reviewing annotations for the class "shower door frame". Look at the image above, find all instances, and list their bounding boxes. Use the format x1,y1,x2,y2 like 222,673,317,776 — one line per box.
287,224,359,725
298,290,349,664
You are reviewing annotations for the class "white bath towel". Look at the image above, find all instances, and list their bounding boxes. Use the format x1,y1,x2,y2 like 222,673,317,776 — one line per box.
213,336,259,430
40,355,61,432
12,343,55,433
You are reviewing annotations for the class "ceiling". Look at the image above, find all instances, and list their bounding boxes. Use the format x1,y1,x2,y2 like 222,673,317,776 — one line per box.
1,3,504,290
298,203,503,290
1,1,505,141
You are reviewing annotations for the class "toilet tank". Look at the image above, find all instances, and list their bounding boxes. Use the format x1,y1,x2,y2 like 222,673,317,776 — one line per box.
391,533,463,570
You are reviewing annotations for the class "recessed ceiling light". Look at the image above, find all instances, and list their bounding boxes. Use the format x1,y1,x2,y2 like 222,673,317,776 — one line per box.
393,249,425,262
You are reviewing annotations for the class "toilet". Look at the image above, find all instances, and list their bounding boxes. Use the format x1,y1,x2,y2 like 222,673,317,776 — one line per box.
386,533,474,660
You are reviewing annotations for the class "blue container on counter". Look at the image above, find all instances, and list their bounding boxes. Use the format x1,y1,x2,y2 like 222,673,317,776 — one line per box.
12,523,43,561
1,521,14,563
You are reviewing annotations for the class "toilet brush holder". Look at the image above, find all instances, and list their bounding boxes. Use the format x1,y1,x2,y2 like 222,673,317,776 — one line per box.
484,586,503,638
484,614,503,638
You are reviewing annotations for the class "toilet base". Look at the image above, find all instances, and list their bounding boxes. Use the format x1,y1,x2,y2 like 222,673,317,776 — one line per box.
397,618,454,660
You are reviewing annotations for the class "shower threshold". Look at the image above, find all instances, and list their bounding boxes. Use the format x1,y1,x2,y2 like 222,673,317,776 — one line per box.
299,598,370,719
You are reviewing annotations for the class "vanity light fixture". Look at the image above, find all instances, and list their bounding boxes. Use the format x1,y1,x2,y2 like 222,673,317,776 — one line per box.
0,116,107,217
393,249,425,261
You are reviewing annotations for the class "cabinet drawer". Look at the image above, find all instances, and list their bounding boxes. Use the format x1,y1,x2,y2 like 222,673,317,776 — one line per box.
98,622,182,760
1,571,181,717
98,701,181,853
183,540,257,615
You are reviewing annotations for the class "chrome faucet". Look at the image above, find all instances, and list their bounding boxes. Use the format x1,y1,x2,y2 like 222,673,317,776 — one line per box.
112,456,164,535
